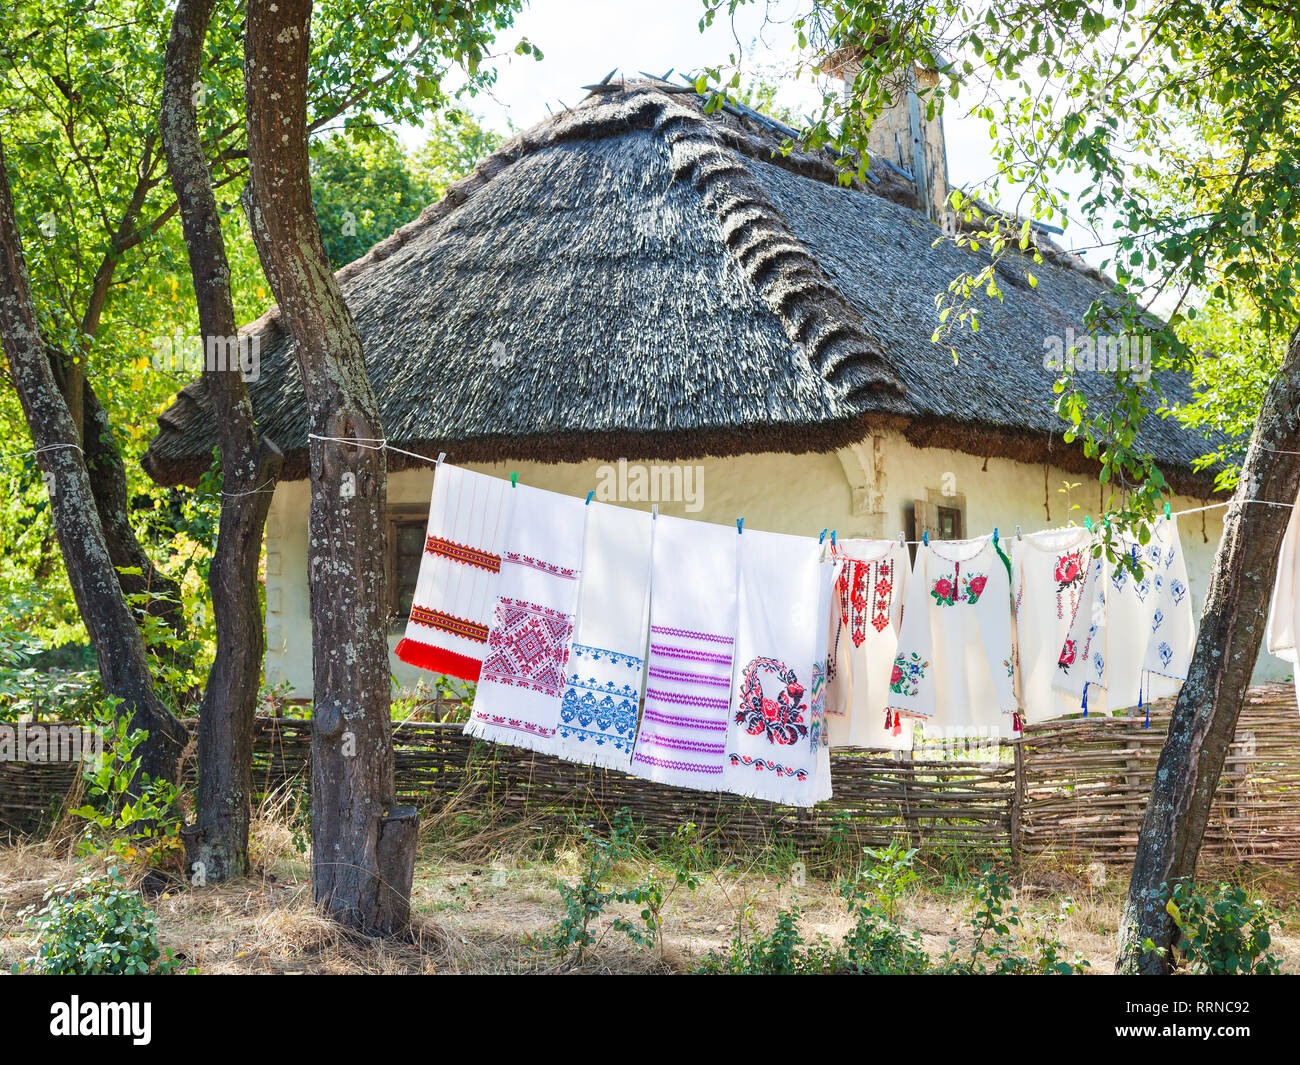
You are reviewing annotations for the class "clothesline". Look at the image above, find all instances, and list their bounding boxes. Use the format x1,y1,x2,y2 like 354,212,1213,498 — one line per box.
305,432,1297,537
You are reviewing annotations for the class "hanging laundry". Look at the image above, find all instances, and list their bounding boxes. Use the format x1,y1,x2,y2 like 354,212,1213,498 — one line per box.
809,556,836,803
721,529,827,806
1266,492,1300,709
885,535,1019,739
464,485,586,754
395,464,515,682
1053,516,1195,713
825,539,913,749
555,501,653,769
1009,526,1095,723
630,515,739,792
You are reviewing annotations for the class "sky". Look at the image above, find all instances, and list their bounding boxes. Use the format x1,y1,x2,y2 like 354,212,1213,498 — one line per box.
443,0,1102,261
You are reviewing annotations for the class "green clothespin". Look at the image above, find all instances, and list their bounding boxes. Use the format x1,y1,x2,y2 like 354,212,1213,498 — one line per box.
1084,516,1092,532
510,472,518,488
1164,501,1171,520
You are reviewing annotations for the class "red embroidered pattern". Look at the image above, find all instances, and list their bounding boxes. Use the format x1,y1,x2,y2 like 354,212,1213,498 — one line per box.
502,552,578,580
409,605,489,644
837,558,894,646
1053,550,1087,620
425,535,501,573
478,597,573,697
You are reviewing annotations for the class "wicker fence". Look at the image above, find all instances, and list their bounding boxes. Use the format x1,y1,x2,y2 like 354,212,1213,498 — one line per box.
3,684,1297,865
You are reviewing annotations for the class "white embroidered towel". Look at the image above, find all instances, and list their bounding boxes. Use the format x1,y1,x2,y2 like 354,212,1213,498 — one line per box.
1054,516,1194,712
826,539,913,749
886,536,1019,740
555,502,653,769
630,515,739,792
1266,493,1300,709
395,464,515,682
721,530,825,806
464,484,586,754
1009,527,1094,724
808,556,837,804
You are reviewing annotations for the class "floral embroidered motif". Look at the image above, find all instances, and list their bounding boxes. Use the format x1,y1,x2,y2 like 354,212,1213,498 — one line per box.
734,656,808,746
1054,550,1086,619
1058,638,1077,673
1170,579,1187,605
1157,641,1173,669
726,753,808,780
478,598,573,698
559,643,642,752
889,651,928,697
502,552,578,580
1151,608,1165,633
931,572,987,606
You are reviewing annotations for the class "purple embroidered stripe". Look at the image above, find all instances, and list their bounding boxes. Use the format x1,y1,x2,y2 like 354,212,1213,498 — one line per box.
647,666,731,688
649,625,735,645
645,687,729,711
649,644,733,667
633,752,724,775
642,708,728,732
637,732,725,755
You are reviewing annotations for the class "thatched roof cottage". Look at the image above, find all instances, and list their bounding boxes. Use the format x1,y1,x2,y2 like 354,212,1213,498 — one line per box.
144,77,1268,699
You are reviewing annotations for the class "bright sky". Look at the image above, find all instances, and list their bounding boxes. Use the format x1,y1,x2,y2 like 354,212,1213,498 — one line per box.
454,0,1098,259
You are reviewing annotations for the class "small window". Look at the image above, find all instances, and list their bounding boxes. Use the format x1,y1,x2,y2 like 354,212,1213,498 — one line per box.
386,510,428,627
937,506,962,540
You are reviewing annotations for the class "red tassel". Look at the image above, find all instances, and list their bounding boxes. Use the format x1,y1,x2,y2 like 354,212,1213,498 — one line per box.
892,714,903,737
1013,712,1023,734
884,709,893,730
394,637,483,682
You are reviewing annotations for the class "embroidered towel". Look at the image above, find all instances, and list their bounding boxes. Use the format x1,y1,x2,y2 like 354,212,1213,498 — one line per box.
1009,527,1094,724
825,539,913,749
808,557,837,804
1266,493,1300,709
1053,516,1194,712
394,464,515,682
464,484,586,754
885,536,1019,740
555,502,653,769
630,515,739,792
721,530,825,806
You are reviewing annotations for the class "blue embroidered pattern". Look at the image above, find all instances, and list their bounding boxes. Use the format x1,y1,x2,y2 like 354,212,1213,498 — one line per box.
558,642,642,752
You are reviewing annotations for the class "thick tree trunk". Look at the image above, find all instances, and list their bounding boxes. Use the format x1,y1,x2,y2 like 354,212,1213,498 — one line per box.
1117,324,1300,973
161,0,283,882
0,138,187,785
243,0,415,932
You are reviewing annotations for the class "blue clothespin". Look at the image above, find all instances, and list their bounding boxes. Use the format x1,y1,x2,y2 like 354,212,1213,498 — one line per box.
819,528,828,544
831,530,837,548
922,530,929,546
585,490,594,505
736,517,744,534
510,472,518,488
993,527,999,546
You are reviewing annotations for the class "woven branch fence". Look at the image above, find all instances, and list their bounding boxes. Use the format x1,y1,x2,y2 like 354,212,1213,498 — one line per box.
3,684,1297,865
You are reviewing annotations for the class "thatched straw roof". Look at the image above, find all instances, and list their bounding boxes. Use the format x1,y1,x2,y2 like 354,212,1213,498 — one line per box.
143,79,1224,495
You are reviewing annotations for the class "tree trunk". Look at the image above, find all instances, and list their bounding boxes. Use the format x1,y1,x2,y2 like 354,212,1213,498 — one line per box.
243,0,415,932
0,137,187,785
1117,323,1300,973
161,0,284,882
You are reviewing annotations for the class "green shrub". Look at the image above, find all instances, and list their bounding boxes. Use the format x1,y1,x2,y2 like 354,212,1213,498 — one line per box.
1155,882,1284,975
15,870,182,975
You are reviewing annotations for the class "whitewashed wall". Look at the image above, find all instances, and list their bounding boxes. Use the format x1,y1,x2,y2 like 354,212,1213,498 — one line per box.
262,432,1285,699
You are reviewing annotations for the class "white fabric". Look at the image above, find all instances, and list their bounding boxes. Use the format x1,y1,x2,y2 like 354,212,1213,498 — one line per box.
395,464,515,680
809,557,836,802
555,502,653,769
464,484,587,754
825,539,913,749
721,529,825,806
1266,493,1300,709
630,516,739,792
1009,527,1094,723
886,536,1019,739
1053,516,1195,712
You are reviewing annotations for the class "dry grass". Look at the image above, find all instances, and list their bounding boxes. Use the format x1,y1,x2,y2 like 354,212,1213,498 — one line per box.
3,800,1299,975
